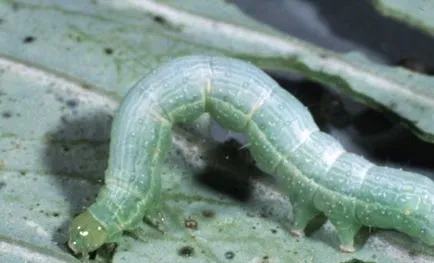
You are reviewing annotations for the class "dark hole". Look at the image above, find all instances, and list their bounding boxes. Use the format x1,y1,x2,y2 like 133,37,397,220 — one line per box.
341,259,374,263
23,36,36,44
178,246,194,257
153,15,166,24
62,145,70,152
224,251,235,260
2,111,12,118
104,47,113,55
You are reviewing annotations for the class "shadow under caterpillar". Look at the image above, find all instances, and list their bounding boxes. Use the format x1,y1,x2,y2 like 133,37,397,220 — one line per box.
68,55,434,256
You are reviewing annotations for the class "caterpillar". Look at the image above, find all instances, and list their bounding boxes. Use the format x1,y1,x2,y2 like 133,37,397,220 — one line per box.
68,55,434,255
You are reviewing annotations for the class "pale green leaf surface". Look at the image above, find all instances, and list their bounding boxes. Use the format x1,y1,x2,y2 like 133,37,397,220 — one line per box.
1,0,434,262
1,0,434,142
371,0,434,37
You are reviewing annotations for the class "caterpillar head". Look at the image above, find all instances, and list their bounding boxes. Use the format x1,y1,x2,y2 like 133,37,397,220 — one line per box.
68,210,108,254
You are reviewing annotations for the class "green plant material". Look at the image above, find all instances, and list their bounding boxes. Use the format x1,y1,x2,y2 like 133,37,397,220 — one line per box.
371,0,434,37
0,235,81,263
2,0,434,143
1,0,434,262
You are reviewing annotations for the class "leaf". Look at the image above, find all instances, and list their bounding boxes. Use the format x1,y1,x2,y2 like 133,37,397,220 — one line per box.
2,0,434,143
0,0,433,262
371,0,434,37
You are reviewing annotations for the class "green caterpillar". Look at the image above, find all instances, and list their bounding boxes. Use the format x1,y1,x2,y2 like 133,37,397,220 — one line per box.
68,55,434,255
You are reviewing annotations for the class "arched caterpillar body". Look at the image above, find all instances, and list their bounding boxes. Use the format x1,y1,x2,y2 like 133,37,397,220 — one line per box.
68,55,434,255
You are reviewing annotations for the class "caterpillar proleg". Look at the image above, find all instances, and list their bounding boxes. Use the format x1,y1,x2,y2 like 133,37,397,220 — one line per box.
68,55,434,255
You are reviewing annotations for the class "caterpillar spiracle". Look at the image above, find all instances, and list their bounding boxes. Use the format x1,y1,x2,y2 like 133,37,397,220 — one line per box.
68,55,434,255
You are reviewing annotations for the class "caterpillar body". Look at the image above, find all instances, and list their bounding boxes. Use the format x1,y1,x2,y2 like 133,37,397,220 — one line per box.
68,55,434,255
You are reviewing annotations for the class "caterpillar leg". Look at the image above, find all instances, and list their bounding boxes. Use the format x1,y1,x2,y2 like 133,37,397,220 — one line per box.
129,210,166,242
290,203,320,237
329,218,361,253
143,210,166,233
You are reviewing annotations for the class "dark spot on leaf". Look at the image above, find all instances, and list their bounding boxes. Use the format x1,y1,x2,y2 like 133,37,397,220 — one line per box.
104,47,113,55
52,212,60,217
153,15,166,24
2,111,12,118
224,251,235,260
178,246,194,257
23,36,36,44
271,229,277,234
184,218,198,230
261,256,270,263
341,259,375,263
202,209,215,218
66,99,78,108
62,145,70,152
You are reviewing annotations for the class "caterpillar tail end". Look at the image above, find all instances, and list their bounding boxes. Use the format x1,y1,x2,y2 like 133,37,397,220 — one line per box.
339,244,356,253
68,210,108,255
